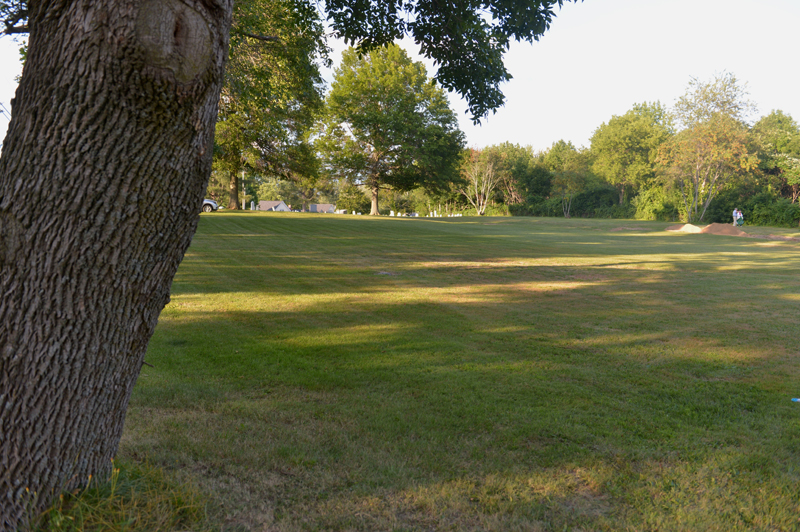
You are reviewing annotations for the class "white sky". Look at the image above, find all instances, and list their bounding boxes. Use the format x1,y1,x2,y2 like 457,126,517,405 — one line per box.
1,0,799,152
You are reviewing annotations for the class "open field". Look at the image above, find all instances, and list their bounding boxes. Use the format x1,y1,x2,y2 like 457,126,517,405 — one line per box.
121,213,800,531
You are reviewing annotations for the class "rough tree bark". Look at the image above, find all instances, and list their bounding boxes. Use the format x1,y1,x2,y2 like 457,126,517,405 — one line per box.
0,0,232,529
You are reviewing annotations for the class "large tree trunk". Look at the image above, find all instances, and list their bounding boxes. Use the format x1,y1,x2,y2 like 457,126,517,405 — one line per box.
0,1,232,529
228,170,240,209
370,183,380,215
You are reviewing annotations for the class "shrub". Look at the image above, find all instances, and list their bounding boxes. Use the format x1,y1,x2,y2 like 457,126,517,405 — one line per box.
632,186,682,221
512,186,635,219
745,196,800,227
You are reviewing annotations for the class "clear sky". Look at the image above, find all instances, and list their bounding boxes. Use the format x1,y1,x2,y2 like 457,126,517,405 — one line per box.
1,0,798,152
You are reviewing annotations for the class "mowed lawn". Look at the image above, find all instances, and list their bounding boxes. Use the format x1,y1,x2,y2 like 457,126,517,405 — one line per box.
121,213,800,531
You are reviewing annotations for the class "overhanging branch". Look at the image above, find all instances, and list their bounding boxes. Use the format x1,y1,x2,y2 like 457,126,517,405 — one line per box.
3,24,27,34
234,30,280,43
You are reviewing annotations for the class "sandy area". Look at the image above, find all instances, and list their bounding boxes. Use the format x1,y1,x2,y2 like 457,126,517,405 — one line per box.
665,222,799,242
665,224,703,233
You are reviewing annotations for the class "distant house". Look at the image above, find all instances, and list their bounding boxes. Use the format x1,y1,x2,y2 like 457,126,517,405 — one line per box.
310,203,335,214
259,200,290,212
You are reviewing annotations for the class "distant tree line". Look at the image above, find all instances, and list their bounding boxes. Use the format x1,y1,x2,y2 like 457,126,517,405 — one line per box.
475,73,799,227
210,31,799,227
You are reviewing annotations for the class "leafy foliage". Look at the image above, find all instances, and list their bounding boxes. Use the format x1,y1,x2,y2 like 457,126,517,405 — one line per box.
542,140,594,217
673,71,757,129
335,182,371,214
318,44,464,215
212,0,328,208
480,143,544,205
325,0,576,121
590,102,672,204
658,75,759,222
751,110,800,203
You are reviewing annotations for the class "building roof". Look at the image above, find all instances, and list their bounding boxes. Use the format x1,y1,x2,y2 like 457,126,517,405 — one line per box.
259,200,288,210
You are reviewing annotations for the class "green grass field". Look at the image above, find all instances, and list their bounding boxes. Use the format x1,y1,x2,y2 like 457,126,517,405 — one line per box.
120,213,800,531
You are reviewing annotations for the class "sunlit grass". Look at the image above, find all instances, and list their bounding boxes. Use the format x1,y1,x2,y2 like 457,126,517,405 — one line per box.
118,213,800,531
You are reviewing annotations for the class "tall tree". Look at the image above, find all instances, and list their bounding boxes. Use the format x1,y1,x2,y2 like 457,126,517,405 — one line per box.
0,1,575,527
318,45,465,215
213,0,327,210
590,102,672,204
658,74,759,222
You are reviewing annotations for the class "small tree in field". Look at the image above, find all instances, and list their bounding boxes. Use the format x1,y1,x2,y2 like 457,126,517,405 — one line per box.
543,140,592,217
458,149,500,215
318,45,465,215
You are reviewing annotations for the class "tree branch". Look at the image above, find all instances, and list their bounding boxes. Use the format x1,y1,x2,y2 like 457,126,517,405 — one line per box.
3,24,27,34
235,29,281,42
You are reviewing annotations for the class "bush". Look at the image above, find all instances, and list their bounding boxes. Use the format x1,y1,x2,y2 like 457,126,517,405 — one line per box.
632,185,682,221
512,185,635,219
746,196,800,227
569,185,617,217
705,189,800,227
702,186,753,224
511,196,562,217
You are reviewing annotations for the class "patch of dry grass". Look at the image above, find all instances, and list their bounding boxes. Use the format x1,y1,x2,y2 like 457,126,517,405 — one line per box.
34,461,209,532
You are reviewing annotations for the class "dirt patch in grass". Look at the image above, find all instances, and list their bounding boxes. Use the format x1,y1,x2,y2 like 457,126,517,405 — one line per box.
665,224,702,233
700,223,747,236
666,222,799,242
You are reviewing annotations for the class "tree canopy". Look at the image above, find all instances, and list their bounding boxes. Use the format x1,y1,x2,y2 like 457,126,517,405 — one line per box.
318,44,465,215
752,110,800,203
658,74,759,222
543,140,593,218
673,71,757,129
1,0,576,122
591,102,673,204
326,0,575,120
458,148,500,215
